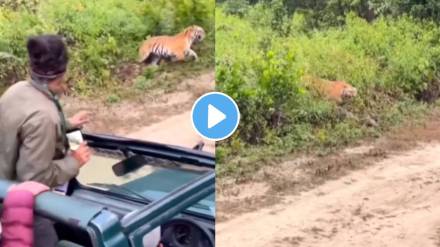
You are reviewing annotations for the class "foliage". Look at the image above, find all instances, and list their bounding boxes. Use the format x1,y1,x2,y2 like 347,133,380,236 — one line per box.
216,5,439,177
220,0,440,29
0,0,214,95
371,0,440,21
0,0,40,11
222,0,249,16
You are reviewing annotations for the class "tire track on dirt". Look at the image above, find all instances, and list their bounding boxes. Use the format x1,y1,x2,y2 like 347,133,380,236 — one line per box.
217,111,440,246
217,143,440,246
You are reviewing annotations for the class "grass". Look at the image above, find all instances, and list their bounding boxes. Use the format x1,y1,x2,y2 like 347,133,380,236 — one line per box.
0,0,214,100
215,4,440,179
217,101,430,179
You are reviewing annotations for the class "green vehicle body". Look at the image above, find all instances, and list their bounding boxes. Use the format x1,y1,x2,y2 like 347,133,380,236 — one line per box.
0,133,215,247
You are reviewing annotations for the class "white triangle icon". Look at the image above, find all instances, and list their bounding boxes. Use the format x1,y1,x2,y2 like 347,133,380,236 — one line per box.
208,104,226,129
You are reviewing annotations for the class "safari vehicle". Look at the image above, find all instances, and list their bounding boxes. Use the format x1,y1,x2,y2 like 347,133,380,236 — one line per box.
0,132,215,247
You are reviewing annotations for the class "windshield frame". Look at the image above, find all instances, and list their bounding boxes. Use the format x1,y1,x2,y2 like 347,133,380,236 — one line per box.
71,132,216,219
82,132,215,168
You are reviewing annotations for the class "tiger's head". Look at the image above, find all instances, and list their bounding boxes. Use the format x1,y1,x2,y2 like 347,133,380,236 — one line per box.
338,81,358,102
185,25,205,44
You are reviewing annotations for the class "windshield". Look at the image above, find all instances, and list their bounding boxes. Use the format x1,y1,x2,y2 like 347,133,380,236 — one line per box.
78,153,157,186
77,148,213,203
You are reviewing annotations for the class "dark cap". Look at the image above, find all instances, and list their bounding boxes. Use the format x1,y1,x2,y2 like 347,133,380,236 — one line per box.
27,35,69,79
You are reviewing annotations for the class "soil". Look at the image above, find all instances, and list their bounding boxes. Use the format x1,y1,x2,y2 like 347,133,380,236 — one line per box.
62,68,440,246
217,110,440,246
63,70,215,153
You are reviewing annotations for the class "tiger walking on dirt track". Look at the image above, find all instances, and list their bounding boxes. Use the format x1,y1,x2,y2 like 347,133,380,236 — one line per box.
138,25,205,66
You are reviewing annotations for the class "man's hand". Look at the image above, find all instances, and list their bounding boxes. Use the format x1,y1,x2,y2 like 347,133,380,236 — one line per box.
69,111,91,129
71,142,92,167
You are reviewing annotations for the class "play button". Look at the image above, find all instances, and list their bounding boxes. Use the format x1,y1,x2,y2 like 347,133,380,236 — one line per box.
208,104,226,129
192,92,240,141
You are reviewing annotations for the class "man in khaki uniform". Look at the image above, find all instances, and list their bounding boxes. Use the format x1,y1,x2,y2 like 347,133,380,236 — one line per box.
0,79,89,186
0,35,91,246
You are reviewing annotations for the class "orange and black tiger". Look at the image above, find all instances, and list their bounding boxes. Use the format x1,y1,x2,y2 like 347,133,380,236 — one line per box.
138,25,205,66
303,76,358,104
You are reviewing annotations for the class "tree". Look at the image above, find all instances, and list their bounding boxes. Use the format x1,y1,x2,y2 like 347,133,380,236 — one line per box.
219,0,440,27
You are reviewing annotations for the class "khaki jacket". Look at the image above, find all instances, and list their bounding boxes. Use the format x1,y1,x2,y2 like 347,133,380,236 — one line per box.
0,81,79,187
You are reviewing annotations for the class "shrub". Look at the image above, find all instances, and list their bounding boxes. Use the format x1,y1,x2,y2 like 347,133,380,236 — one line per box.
0,0,214,94
216,6,438,177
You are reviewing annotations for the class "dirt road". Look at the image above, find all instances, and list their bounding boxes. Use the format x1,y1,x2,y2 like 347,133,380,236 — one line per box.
64,71,215,153
218,143,440,246
127,110,215,153
217,113,440,247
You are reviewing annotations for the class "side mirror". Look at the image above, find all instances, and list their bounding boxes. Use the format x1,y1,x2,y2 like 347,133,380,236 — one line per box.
192,141,205,151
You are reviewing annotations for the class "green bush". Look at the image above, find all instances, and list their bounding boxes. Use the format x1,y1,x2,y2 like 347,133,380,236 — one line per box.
223,0,440,28
216,5,438,177
0,0,214,94
0,0,40,12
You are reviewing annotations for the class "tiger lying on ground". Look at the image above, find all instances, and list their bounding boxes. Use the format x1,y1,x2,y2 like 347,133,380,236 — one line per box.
138,25,205,66
303,76,358,104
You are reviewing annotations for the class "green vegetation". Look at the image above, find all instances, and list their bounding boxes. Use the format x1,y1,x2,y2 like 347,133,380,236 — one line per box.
218,0,440,28
216,0,440,178
0,0,214,96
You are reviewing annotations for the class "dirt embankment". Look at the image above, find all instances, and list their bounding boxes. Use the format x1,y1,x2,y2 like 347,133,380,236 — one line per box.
217,110,440,246
63,71,215,153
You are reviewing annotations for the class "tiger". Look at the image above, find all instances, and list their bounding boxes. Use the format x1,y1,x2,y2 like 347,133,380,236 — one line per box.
303,76,358,104
138,25,205,66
